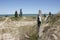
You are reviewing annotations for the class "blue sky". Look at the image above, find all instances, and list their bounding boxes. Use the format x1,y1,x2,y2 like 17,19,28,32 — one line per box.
0,0,60,14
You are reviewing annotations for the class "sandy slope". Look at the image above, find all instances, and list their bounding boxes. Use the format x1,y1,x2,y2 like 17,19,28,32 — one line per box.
0,17,36,40
0,17,36,29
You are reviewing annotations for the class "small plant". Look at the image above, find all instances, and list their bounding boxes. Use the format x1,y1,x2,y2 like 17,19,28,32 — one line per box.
5,15,8,17
44,14,46,17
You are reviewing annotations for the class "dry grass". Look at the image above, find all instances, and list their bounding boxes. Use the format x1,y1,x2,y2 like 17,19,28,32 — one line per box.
39,13,60,40
0,16,37,40
0,17,6,21
10,16,36,21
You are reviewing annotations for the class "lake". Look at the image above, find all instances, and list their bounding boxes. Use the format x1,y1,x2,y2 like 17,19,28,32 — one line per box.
0,14,38,17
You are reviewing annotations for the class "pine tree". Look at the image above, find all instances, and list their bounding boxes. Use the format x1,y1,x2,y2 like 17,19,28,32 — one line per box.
14,11,18,17
19,9,22,17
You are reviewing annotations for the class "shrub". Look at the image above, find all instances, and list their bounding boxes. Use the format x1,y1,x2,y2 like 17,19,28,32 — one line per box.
49,12,51,16
44,14,46,17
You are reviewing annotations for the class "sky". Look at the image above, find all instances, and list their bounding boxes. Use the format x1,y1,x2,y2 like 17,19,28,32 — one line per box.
0,0,60,14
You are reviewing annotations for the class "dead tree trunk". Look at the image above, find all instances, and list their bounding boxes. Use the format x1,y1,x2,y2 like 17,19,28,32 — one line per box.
37,10,42,40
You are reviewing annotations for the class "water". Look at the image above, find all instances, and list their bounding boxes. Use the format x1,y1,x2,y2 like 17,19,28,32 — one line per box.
23,14,37,16
0,14,51,17
0,14,38,17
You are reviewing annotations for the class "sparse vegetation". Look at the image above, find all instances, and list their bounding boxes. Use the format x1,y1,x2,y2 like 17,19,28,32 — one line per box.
0,17,6,21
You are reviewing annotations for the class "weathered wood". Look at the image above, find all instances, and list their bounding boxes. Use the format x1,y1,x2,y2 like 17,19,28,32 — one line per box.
37,10,42,40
